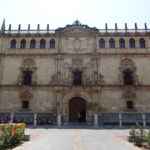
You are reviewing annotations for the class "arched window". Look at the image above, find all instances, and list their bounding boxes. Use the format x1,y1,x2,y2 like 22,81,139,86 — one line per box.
123,69,134,85
73,70,82,86
109,38,115,48
22,71,33,86
99,39,105,48
126,101,134,109
20,39,26,48
40,39,46,48
10,39,17,48
30,39,36,48
139,38,145,48
50,39,55,48
119,38,125,48
129,38,135,48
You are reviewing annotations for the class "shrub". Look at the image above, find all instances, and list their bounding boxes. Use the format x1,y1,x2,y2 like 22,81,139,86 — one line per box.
128,127,136,143
0,123,26,149
129,126,150,149
144,130,150,147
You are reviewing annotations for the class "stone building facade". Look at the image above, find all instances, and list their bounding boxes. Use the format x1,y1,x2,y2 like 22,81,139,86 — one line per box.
0,20,150,123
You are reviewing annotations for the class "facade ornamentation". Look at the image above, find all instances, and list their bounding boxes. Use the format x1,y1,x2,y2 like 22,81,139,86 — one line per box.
17,58,37,85
122,86,136,100
18,86,33,101
50,56,104,86
0,20,150,121
119,58,139,85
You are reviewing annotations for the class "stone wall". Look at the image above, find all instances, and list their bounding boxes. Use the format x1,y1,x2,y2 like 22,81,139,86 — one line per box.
0,22,150,115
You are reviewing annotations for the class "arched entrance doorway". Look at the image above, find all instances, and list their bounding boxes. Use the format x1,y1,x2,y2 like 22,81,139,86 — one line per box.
69,97,86,122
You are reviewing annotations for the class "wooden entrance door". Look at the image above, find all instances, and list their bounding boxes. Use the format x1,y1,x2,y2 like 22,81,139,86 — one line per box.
69,97,86,122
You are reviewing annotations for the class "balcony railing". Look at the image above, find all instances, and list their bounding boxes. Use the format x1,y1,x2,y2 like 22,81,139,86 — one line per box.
4,29,55,34
1,28,150,35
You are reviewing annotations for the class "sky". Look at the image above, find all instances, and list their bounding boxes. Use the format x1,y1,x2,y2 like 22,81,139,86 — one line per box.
0,0,150,30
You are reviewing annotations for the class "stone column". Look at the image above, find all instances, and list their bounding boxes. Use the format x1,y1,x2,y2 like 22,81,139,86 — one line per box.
116,37,119,49
17,38,21,49
45,38,49,49
135,38,139,49
119,113,122,128
125,37,129,49
105,38,109,49
26,38,30,49
142,113,146,128
34,113,37,128
10,112,14,123
36,38,40,49
57,114,62,127
94,114,98,127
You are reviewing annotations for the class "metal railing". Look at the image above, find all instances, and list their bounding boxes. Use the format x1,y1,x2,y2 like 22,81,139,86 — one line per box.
36,113,56,125
0,112,150,128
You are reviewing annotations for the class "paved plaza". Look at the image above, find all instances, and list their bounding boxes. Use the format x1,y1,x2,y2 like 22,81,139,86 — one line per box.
14,128,141,150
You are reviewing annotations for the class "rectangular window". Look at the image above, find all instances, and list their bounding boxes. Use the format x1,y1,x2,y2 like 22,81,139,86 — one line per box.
22,101,29,109
126,101,134,109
